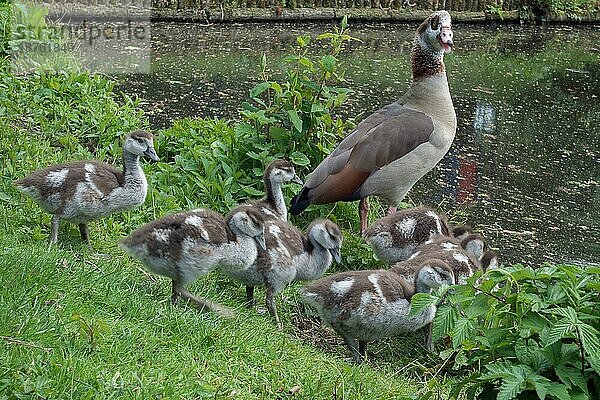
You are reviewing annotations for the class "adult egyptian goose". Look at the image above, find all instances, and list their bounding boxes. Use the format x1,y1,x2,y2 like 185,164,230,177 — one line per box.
363,206,451,264
14,130,159,244
239,159,302,221
119,206,266,318
300,259,455,363
221,219,342,328
290,11,456,233
390,234,489,285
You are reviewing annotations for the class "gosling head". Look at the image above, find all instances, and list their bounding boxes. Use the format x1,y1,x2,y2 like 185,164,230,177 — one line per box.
308,219,343,264
227,207,266,250
124,130,159,162
415,259,455,293
265,159,303,185
461,233,488,260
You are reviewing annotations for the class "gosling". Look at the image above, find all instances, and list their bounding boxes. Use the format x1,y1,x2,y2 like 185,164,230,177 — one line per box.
301,259,455,363
222,218,343,328
14,130,159,244
363,206,451,263
119,206,266,318
239,159,302,221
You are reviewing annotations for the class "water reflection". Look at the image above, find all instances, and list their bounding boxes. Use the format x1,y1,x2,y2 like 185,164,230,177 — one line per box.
114,21,600,267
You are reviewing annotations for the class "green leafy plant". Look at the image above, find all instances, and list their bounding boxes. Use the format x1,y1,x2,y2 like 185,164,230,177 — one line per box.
239,15,358,176
412,264,600,399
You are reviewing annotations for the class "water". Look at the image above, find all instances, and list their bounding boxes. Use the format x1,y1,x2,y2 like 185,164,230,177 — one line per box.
114,21,600,267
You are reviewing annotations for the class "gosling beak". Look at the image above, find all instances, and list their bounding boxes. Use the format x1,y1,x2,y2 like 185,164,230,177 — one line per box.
330,247,342,264
292,174,303,185
144,147,160,162
255,234,266,251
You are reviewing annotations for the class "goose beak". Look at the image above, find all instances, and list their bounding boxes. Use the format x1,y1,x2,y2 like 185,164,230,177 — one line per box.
144,146,160,162
439,26,453,54
255,234,266,251
330,247,342,264
292,174,303,185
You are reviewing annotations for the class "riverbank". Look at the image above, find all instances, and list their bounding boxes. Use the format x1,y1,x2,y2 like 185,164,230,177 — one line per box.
41,3,600,24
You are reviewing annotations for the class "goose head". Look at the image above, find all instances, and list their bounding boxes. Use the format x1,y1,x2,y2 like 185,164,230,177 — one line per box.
417,10,453,55
415,259,455,293
227,208,266,250
265,159,302,186
307,219,343,264
124,130,159,162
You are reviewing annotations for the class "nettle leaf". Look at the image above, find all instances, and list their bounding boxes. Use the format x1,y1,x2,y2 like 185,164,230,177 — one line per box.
578,323,600,374
546,322,575,346
409,293,437,316
554,364,589,394
497,374,527,400
433,304,458,341
452,317,475,348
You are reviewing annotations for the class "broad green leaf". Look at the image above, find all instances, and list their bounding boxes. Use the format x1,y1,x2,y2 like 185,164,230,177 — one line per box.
287,109,303,133
545,382,571,400
250,82,271,99
432,304,458,341
289,151,310,167
527,373,553,400
321,54,337,73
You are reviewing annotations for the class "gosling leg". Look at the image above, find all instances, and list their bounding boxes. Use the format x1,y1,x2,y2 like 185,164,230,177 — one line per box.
265,286,282,329
50,215,60,244
332,322,363,363
78,223,90,245
245,285,256,307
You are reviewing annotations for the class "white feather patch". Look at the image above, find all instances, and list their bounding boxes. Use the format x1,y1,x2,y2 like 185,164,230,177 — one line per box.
185,215,210,241
46,168,69,188
152,228,171,243
453,252,470,264
396,217,417,238
330,278,354,297
441,241,459,250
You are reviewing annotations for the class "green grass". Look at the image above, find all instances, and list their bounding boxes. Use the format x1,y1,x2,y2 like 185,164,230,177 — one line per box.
0,205,434,399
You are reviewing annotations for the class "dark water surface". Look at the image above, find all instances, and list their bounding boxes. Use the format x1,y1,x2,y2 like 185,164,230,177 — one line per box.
115,21,600,267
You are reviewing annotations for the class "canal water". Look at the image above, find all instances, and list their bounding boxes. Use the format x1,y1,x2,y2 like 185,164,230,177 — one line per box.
115,20,600,267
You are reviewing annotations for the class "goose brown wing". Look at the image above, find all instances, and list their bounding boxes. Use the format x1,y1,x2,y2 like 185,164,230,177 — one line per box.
293,103,434,207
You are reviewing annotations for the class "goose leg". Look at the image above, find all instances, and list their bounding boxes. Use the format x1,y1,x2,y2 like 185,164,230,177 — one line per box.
359,198,370,234
78,223,89,244
245,285,256,307
387,206,397,214
50,215,60,244
265,286,282,329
